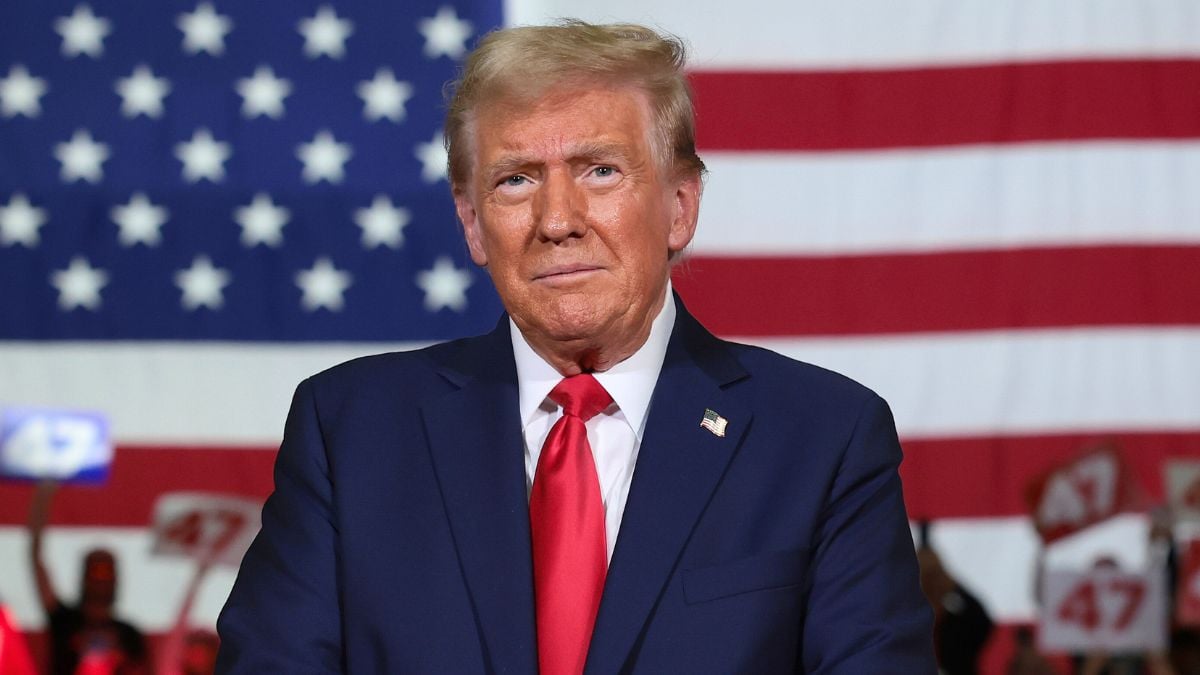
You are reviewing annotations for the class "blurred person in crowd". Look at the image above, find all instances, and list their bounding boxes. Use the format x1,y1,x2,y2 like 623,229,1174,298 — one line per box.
1078,650,1174,675
917,528,994,674
1170,629,1200,675
27,480,147,675
1007,624,1058,675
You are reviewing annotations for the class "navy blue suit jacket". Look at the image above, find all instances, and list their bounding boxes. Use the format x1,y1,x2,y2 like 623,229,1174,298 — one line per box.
216,297,935,673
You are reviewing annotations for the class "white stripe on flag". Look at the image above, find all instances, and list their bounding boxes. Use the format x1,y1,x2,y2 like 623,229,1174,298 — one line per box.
754,327,1200,439
694,142,1200,255
506,0,1200,68
0,342,425,445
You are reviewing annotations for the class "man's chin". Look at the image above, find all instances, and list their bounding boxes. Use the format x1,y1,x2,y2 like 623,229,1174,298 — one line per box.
533,319,605,345
513,310,608,348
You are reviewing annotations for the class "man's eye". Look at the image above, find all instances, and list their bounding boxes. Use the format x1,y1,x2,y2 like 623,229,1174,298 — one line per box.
502,175,527,187
593,166,615,177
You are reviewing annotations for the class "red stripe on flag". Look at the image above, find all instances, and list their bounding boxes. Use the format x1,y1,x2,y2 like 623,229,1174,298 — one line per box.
691,59,1200,150
0,447,275,528
672,245,1200,336
901,431,1200,520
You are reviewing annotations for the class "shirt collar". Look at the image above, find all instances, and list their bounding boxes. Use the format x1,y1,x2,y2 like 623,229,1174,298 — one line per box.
511,282,676,440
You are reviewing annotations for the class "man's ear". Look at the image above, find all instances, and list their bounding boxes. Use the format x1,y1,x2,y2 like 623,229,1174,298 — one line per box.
454,187,488,267
667,171,702,254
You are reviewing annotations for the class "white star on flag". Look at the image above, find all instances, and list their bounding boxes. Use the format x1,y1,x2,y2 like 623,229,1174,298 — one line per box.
295,257,352,311
175,128,232,183
235,66,292,119
177,2,233,56
417,6,473,60
54,129,110,184
0,193,49,248
55,4,111,59
111,192,169,247
354,195,410,249
0,65,49,118
234,193,290,247
298,6,354,60
51,256,109,311
414,129,448,183
357,68,413,123
296,130,352,184
175,255,231,310
115,65,171,119
416,256,472,312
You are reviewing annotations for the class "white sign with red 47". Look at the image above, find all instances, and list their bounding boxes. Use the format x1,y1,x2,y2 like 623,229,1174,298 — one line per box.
1038,568,1167,653
150,492,262,567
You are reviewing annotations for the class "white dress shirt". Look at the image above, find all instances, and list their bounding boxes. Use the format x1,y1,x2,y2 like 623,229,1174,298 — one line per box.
511,284,676,564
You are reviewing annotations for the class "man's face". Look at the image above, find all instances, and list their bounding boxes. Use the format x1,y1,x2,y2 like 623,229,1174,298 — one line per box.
455,86,700,365
81,550,116,621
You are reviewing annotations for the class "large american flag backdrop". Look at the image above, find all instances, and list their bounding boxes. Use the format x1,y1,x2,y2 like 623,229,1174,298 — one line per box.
1,0,1198,660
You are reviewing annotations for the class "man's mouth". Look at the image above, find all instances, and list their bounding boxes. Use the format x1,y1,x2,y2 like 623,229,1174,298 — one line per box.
534,264,602,281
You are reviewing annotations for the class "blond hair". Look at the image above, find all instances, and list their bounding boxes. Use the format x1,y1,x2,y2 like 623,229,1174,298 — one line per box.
444,20,706,187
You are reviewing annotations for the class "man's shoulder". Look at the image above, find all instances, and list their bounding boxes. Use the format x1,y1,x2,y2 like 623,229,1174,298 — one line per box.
673,298,882,413
302,331,501,400
308,341,447,381
718,338,883,412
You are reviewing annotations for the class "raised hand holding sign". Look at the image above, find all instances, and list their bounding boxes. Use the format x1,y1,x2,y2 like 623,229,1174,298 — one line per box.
150,493,260,675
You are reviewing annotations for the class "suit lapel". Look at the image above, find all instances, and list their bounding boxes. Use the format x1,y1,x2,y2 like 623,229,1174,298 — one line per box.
422,324,538,674
586,300,752,674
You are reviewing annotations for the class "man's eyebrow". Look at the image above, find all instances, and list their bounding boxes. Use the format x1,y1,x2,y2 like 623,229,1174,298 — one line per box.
481,141,636,180
567,141,632,163
482,156,533,178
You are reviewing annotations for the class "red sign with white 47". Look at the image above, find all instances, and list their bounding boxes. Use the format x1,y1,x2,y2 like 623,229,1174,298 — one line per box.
1025,446,1140,542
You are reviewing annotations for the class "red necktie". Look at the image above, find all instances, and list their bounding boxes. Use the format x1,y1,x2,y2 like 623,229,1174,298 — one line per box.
530,374,612,675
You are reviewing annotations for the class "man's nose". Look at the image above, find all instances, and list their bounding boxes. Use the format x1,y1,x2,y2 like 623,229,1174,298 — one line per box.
534,170,586,242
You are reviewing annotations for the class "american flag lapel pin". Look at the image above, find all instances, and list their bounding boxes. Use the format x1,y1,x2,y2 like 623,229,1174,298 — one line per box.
700,408,728,437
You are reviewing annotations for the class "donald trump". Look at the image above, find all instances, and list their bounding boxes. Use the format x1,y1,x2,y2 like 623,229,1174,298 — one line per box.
217,21,934,674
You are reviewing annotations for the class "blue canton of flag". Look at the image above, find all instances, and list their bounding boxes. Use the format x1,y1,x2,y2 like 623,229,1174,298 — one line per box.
0,1,504,341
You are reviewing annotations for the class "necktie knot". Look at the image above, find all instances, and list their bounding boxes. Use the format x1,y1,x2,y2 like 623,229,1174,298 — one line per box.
549,374,612,422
